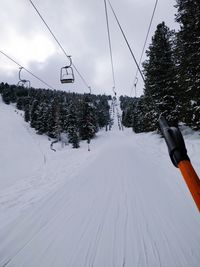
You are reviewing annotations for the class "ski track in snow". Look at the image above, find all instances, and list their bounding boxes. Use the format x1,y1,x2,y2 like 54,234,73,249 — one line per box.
0,97,200,267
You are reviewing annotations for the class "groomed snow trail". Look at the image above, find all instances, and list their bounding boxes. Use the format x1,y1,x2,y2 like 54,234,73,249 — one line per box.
0,99,200,266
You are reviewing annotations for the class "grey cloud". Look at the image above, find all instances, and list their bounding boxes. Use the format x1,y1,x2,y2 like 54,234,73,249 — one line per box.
0,0,177,97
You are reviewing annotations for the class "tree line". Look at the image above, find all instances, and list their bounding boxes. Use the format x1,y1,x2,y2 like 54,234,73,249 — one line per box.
0,83,111,148
121,0,200,133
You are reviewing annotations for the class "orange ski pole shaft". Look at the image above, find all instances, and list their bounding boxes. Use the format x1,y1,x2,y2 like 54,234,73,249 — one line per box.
159,116,200,212
178,160,200,212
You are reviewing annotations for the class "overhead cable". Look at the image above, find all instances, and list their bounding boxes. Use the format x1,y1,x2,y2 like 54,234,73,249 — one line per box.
0,50,56,89
131,0,159,96
104,0,116,95
107,0,145,83
28,0,91,91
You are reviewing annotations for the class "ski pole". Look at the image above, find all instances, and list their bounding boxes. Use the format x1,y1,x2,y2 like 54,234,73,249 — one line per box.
159,116,200,212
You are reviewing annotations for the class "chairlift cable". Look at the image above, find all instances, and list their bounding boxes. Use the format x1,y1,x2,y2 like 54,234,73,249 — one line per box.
106,1,160,115
28,0,70,60
28,0,91,91
0,50,55,90
130,0,159,96
104,0,116,95
107,0,145,84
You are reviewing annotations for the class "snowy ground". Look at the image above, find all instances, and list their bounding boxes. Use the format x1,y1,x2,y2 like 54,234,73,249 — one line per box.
0,96,200,267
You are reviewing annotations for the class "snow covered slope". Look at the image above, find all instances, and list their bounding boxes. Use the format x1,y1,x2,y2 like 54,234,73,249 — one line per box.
0,97,200,267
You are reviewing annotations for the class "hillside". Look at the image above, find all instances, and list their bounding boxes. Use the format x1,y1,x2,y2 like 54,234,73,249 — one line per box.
0,97,200,267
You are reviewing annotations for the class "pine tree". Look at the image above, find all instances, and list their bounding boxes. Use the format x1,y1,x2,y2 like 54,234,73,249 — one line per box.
175,0,200,128
79,97,97,142
46,98,61,138
67,103,80,148
60,102,70,132
143,22,178,130
120,96,138,128
36,102,49,135
132,96,154,133
30,99,39,129
24,103,30,122
22,96,31,122
1,83,12,104
96,98,110,130
16,97,25,110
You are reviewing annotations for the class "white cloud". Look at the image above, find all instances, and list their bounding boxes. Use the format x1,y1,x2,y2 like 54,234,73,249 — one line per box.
1,30,56,66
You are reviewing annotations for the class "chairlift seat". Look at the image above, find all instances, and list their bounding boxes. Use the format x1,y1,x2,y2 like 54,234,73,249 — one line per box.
60,78,74,84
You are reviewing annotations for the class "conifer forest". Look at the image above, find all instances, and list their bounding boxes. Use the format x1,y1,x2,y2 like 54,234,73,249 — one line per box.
121,0,200,132
0,83,111,148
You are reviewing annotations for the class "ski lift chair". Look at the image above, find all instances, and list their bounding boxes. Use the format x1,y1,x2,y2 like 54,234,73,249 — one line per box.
17,67,31,88
60,56,75,84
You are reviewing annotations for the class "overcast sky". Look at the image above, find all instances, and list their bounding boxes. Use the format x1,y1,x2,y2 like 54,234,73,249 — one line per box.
0,0,178,97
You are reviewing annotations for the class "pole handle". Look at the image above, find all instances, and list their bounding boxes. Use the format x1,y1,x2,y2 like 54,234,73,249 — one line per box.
159,116,200,212
158,117,189,167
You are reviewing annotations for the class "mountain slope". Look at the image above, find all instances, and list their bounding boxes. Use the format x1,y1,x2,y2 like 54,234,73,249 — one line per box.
0,98,200,267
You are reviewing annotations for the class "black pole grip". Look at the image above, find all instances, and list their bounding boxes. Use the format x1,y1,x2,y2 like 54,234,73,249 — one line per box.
158,117,190,167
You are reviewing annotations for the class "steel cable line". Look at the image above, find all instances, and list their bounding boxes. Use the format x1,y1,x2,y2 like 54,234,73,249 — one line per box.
0,50,55,90
107,0,145,84
107,0,161,117
131,0,159,97
28,0,91,92
104,0,116,95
